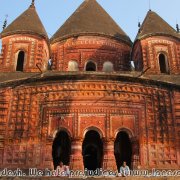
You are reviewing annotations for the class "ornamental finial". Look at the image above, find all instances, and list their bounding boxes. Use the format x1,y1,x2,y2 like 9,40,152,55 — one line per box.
31,0,35,6
30,0,35,8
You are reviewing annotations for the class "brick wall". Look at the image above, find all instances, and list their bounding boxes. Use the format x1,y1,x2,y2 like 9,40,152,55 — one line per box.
51,36,131,71
132,36,180,74
0,80,179,170
0,35,49,72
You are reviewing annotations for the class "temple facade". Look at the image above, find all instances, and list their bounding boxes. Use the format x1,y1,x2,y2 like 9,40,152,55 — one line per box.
0,0,179,171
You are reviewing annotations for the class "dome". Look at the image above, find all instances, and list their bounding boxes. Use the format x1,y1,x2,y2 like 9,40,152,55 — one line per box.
51,0,132,45
137,10,180,40
1,3,48,39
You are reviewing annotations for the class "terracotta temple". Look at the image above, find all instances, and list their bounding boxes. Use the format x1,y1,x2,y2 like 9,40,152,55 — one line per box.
0,0,179,171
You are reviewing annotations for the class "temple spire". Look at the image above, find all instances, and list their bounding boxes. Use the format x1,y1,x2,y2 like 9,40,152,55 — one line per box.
1,1,48,39
51,0,132,44
136,10,179,40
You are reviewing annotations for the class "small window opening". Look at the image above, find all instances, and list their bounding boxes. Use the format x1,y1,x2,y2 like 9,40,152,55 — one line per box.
86,61,96,71
159,54,169,74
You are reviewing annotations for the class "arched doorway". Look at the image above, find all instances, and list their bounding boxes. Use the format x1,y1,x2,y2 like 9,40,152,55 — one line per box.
114,131,132,171
82,130,103,170
159,53,169,74
52,131,71,170
16,51,25,71
85,61,96,71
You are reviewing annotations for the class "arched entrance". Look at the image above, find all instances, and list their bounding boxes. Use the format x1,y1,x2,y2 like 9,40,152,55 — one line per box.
114,131,132,171
16,51,25,71
82,130,103,170
52,131,71,169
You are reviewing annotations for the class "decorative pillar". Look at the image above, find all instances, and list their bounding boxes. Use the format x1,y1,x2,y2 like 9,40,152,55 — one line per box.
42,142,54,170
69,138,84,171
102,138,117,171
131,137,140,169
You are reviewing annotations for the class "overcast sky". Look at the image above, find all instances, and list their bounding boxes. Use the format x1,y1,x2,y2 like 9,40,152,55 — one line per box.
0,0,179,41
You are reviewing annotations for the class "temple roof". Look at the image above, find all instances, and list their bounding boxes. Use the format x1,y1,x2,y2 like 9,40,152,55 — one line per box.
51,0,132,44
137,10,180,40
1,3,48,39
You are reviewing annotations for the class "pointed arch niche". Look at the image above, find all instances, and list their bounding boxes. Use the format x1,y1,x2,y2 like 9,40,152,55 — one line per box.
16,51,25,72
158,53,169,74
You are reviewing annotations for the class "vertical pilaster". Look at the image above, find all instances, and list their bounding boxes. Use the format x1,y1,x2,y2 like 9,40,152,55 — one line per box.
70,138,84,171
131,137,140,169
102,138,117,171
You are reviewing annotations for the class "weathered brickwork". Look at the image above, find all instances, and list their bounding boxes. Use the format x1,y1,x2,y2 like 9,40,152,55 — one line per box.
51,36,131,71
133,36,180,74
0,35,49,72
0,88,12,166
0,0,179,173
173,91,180,166
0,81,179,170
